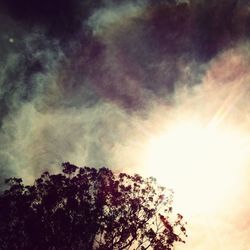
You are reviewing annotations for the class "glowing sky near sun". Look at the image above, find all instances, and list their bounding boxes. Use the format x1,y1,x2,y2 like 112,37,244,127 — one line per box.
115,47,250,249
142,57,250,216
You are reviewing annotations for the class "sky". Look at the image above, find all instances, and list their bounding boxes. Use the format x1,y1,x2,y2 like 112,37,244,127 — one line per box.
0,0,250,249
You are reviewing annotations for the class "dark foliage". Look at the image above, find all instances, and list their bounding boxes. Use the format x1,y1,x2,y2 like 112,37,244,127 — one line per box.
0,163,186,249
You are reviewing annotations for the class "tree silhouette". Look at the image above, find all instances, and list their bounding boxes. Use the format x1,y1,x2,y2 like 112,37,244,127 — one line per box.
0,162,187,250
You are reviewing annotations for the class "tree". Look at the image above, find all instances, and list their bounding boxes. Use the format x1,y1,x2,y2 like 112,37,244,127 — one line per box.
0,162,187,250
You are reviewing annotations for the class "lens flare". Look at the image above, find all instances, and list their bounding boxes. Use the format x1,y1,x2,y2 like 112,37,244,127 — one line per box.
144,121,249,215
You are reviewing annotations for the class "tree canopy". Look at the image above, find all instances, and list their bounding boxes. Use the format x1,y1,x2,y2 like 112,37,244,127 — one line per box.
0,162,187,249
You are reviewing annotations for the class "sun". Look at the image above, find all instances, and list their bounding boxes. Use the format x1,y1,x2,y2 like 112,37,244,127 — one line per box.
144,121,248,215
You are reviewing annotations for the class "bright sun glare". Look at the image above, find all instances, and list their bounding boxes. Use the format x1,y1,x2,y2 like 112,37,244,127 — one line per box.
144,121,248,215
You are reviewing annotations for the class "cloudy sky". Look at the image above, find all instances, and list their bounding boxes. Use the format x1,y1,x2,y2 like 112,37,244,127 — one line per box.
0,0,250,249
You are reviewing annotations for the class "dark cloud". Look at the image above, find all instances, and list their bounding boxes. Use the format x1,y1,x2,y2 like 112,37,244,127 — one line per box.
70,0,250,108
1,0,250,119
143,0,249,61
0,0,103,39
